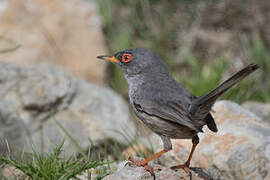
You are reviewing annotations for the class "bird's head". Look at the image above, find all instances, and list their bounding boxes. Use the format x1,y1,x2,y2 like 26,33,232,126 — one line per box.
97,48,168,78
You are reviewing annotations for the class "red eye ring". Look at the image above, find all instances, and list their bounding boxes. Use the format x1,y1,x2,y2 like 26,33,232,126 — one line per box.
122,53,132,63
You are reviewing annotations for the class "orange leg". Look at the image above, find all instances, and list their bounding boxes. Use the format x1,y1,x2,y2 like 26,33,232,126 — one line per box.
129,149,167,174
171,135,199,172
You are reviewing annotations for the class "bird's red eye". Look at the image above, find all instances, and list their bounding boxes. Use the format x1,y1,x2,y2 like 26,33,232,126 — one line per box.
122,53,132,63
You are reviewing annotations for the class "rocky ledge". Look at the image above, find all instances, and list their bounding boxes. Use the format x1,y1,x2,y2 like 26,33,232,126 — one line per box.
104,157,212,180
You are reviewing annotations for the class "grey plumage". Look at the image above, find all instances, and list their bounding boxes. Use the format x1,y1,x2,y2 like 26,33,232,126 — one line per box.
97,48,259,165
115,48,208,135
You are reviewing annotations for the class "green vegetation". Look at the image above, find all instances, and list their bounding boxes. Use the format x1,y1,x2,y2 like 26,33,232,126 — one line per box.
96,0,270,103
0,121,153,179
174,54,270,103
0,141,104,180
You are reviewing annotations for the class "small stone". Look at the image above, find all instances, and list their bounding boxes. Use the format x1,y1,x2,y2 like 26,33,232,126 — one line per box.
1,165,27,179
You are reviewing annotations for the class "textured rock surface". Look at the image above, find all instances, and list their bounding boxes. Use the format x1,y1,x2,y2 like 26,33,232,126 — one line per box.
243,102,270,123
148,101,270,180
0,0,106,84
0,165,27,180
103,158,211,180
0,63,135,156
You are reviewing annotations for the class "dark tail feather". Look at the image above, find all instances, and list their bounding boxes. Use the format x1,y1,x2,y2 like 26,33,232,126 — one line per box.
206,113,218,132
189,63,259,118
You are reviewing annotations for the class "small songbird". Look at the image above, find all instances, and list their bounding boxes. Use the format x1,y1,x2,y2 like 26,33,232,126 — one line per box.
97,48,259,174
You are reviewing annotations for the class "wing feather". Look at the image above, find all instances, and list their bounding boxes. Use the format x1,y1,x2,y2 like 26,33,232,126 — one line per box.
134,99,202,132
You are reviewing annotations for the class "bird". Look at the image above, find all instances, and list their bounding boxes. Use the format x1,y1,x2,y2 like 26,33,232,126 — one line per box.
97,48,259,174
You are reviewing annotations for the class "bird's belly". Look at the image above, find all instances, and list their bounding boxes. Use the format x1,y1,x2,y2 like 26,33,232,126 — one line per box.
136,111,197,139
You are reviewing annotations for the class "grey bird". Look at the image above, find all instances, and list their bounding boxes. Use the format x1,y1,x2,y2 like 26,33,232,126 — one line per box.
97,48,259,174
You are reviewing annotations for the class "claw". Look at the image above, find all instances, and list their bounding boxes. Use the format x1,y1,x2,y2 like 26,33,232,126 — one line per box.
170,163,190,173
128,156,154,176
127,150,167,178
170,135,199,174
128,156,148,166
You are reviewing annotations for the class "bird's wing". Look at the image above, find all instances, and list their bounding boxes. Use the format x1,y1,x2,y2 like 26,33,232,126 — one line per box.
133,98,202,132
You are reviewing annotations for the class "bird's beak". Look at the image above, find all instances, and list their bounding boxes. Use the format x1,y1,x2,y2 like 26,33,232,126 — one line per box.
96,55,119,63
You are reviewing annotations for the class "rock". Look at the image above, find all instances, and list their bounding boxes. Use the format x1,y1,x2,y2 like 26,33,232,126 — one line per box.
243,102,270,123
75,163,118,180
0,0,107,84
148,101,270,180
0,63,135,157
103,157,211,180
0,165,27,180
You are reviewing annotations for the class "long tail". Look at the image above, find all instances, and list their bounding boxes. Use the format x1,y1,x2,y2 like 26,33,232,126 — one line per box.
189,64,259,130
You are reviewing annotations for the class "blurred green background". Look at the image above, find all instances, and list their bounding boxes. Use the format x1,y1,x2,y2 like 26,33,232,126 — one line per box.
96,0,270,103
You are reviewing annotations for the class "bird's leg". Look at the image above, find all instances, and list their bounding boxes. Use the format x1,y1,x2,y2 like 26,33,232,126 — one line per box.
129,149,167,166
128,149,167,175
171,135,199,172
128,136,172,175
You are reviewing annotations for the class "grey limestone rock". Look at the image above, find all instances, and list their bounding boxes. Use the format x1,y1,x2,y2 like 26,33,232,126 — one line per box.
243,101,270,124
0,63,135,156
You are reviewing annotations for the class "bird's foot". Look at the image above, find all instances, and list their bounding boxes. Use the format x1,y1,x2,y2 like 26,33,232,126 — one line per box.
170,162,190,173
128,156,154,176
